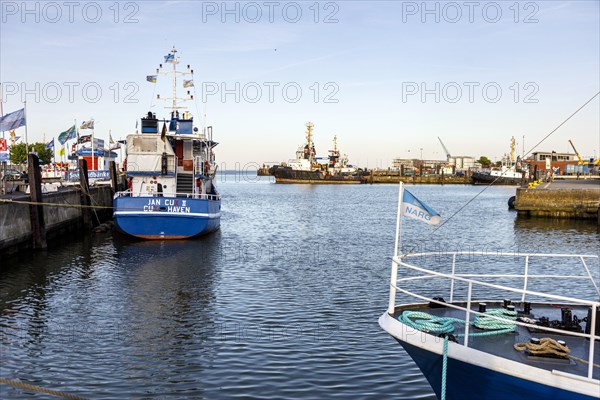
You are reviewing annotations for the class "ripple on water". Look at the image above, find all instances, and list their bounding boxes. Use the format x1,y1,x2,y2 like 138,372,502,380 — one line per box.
1,183,598,398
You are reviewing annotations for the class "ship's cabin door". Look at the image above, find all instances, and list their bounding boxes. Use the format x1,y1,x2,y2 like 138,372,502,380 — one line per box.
182,140,193,171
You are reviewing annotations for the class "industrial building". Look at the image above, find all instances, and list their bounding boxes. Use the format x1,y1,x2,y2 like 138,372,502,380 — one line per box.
531,152,576,162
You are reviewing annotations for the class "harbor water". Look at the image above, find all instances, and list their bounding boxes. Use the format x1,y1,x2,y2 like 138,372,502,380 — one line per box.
1,173,599,399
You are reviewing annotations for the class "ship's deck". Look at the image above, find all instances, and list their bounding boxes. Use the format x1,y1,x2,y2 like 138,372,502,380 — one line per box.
392,301,600,380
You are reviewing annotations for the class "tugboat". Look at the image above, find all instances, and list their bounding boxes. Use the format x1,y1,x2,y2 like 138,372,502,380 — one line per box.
379,183,599,400
472,137,529,185
113,48,221,239
269,122,366,184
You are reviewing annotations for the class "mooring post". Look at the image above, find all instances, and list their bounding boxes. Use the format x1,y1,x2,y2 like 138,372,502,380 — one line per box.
28,153,47,249
109,161,118,194
79,159,93,230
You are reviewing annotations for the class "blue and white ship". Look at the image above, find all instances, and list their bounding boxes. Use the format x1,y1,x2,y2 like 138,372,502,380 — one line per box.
379,185,599,399
113,48,221,239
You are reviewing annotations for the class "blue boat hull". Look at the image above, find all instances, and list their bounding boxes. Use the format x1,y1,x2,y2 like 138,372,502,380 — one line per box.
113,196,221,239
398,340,595,400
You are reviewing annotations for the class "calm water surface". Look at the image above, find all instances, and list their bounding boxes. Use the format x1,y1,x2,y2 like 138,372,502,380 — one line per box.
1,174,598,399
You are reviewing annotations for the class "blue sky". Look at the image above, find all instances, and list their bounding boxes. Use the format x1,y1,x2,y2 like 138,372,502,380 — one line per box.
1,0,599,166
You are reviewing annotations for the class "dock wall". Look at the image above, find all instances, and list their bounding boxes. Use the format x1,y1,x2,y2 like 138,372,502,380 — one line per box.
514,187,600,219
0,186,113,257
366,175,471,184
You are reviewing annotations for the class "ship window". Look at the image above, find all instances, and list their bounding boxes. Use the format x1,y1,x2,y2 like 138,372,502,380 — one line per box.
131,137,158,152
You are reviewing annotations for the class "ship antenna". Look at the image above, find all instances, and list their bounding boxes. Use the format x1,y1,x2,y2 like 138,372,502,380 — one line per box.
172,47,177,110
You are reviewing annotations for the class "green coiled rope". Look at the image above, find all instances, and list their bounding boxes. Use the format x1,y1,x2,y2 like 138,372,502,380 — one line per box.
398,309,518,400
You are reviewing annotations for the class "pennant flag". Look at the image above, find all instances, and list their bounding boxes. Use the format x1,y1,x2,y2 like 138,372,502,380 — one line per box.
14,136,21,142
78,134,92,144
80,119,94,129
161,122,167,142
57,147,65,157
402,189,441,225
58,125,77,145
117,139,127,145
0,108,26,131
164,53,175,63
45,138,54,150
110,143,121,151
109,133,114,144
146,75,157,83
183,79,194,88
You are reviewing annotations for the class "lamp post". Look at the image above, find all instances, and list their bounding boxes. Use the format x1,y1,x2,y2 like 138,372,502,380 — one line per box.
420,148,423,176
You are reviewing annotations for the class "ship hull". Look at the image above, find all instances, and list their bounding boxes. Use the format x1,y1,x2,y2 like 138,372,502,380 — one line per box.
398,340,595,400
472,171,525,185
379,309,598,400
113,196,221,239
269,166,364,184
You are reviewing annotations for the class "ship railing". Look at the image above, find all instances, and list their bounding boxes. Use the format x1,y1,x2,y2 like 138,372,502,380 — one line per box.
387,251,600,380
114,190,221,201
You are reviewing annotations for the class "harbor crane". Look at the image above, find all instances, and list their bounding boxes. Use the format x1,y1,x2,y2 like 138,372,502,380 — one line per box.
437,137,451,161
568,139,585,165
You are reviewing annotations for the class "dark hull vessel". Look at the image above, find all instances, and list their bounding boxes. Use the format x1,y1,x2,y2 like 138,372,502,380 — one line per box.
472,171,525,185
269,165,365,184
270,124,365,184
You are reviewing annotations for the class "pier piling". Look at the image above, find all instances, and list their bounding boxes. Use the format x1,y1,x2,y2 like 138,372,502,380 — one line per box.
78,159,93,230
109,161,118,193
27,154,47,249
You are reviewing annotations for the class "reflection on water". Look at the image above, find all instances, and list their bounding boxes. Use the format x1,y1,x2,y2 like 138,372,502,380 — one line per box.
515,214,598,234
513,215,600,256
1,183,598,399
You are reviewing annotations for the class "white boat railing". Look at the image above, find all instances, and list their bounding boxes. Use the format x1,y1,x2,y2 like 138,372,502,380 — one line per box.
388,251,600,379
114,190,221,201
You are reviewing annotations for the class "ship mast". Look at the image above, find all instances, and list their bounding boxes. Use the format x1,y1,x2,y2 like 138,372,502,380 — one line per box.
157,47,193,111
306,122,313,150
306,122,314,162
333,135,337,152
510,136,516,162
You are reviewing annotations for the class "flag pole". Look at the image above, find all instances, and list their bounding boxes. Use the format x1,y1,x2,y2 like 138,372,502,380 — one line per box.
0,100,5,195
24,101,29,155
388,181,404,315
91,126,95,171
74,119,77,173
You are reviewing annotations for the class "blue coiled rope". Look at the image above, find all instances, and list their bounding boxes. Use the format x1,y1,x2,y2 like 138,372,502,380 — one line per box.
441,335,448,400
399,309,517,400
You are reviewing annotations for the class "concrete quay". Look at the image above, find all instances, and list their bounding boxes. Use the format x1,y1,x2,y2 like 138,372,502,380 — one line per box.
514,179,600,219
0,185,113,258
366,174,471,184
0,156,119,259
